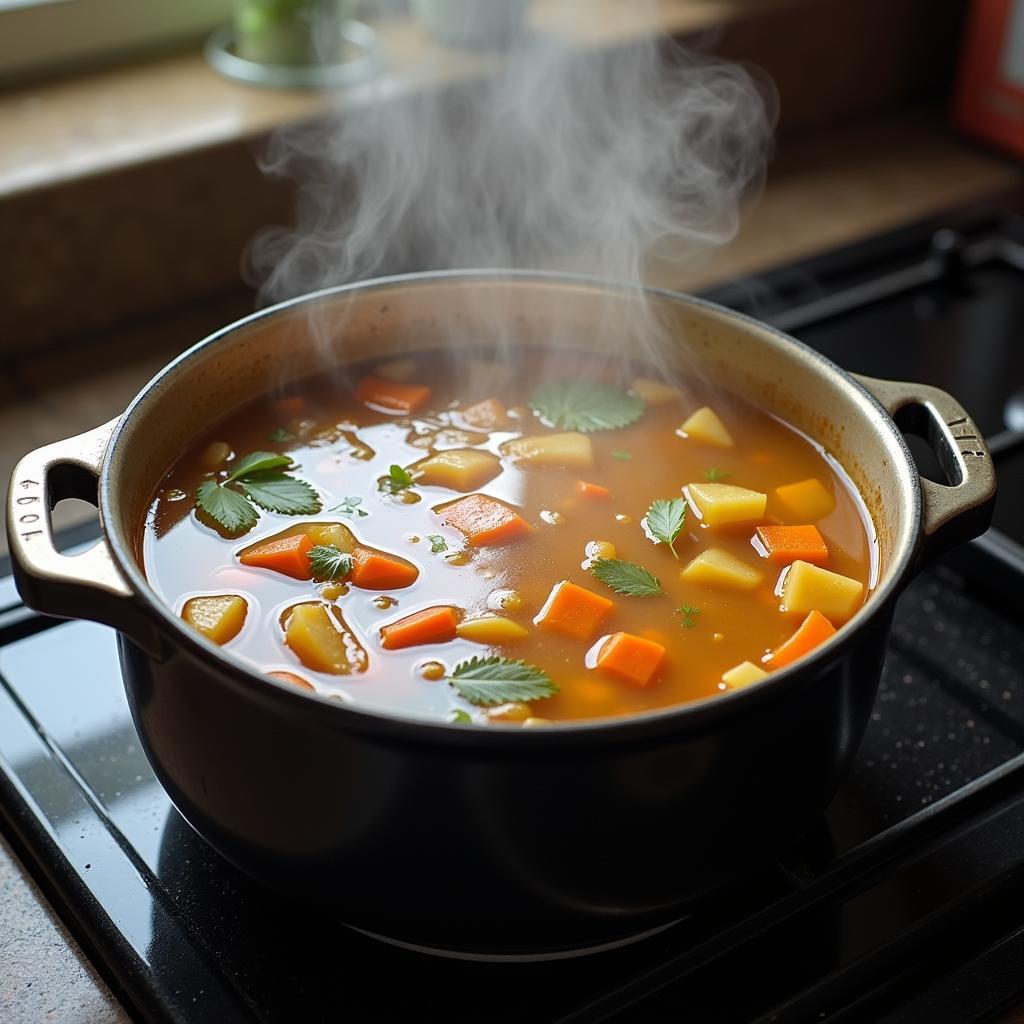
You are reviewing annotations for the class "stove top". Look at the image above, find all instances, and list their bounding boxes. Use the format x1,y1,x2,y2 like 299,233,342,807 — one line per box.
3,195,1024,1022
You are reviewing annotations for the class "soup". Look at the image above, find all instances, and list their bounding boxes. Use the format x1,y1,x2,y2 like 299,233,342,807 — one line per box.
142,348,876,725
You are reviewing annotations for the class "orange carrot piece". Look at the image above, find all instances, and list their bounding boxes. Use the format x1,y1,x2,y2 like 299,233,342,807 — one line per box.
534,580,613,641
356,375,432,415
771,610,836,669
349,547,420,590
755,524,829,565
438,494,533,547
595,631,666,688
274,395,305,416
460,397,508,430
268,670,316,692
239,533,314,580
576,479,612,501
380,606,460,650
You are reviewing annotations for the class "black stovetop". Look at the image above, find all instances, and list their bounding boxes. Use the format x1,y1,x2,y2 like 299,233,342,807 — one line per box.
3,195,1024,1023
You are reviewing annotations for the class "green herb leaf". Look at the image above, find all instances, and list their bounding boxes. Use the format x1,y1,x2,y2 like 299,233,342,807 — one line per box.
240,473,322,515
590,557,663,597
268,427,294,443
195,480,259,534
379,463,416,495
426,534,448,553
529,380,646,433
307,544,354,581
612,450,633,460
676,604,701,628
225,451,293,482
329,496,369,518
447,656,559,706
644,497,687,558
705,467,732,482
448,709,472,724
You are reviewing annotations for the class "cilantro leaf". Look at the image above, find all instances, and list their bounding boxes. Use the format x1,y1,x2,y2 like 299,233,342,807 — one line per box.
529,380,646,433
612,450,633,460
705,467,732,482
448,709,472,724
644,498,687,558
447,656,558,706
676,604,701,628
379,464,417,495
240,473,321,515
329,496,369,517
308,544,354,581
268,427,294,443
590,557,663,596
225,451,292,482
426,534,448,553
195,480,259,534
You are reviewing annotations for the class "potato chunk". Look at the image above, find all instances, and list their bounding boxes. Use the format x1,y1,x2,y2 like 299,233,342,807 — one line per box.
774,478,834,520
459,397,508,431
687,482,767,527
304,521,357,552
284,603,368,675
780,561,864,623
411,448,502,492
456,616,530,644
182,595,247,645
681,548,763,590
629,377,679,404
679,407,733,447
722,661,769,688
501,432,594,468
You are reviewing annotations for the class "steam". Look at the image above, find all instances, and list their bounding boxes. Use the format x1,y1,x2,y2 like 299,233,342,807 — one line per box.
249,10,775,366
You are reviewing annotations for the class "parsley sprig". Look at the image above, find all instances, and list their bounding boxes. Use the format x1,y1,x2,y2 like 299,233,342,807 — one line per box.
447,656,558,706
676,604,701,628
329,496,369,518
379,464,417,495
426,534,449,553
308,545,353,581
590,557,663,597
195,451,320,534
529,380,646,433
644,498,687,558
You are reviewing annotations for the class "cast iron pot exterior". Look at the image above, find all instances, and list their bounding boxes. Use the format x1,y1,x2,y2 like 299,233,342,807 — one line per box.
6,272,996,955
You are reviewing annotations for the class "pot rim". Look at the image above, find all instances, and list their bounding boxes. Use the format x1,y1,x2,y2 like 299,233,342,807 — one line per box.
100,269,920,747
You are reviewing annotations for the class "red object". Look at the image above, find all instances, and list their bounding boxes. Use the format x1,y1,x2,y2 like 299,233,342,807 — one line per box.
954,0,1024,159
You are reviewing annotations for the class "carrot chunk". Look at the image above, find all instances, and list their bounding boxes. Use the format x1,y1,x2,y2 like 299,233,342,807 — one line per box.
534,581,613,641
755,524,829,565
239,533,315,580
437,494,532,547
268,670,316,692
770,610,837,669
576,479,612,501
356,375,432,415
594,632,666,688
380,606,461,650
349,548,419,590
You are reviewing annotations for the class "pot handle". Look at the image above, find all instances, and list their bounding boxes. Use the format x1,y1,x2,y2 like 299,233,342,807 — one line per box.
6,420,161,653
854,374,997,567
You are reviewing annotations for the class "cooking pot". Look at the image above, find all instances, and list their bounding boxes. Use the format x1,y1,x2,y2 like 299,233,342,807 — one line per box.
5,272,996,956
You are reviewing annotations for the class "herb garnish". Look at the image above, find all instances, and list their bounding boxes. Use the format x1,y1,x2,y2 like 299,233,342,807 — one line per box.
644,498,687,558
307,545,353,582
448,709,472,724
379,464,417,495
705,467,732,482
447,655,559,706
590,557,664,596
426,534,449,553
529,380,646,433
329,496,369,518
195,451,320,533
676,604,701,628
268,427,294,443
612,450,633,460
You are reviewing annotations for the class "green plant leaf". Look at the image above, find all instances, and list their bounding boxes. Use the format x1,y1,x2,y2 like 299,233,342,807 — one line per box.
590,557,663,597
447,656,558,706
644,497,687,558
308,544,354,581
705,467,732,482
268,427,294,443
426,534,448,553
329,496,369,517
240,473,322,515
529,380,646,433
448,709,472,724
378,463,417,495
225,451,292,482
676,603,701,628
611,449,633,460
195,480,259,534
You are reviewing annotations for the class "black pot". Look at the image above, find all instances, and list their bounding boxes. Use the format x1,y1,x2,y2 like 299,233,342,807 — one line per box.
6,273,996,955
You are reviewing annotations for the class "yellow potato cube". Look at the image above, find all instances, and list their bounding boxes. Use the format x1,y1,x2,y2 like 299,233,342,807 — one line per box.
411,449,502,491
774,478,834,520
780,561,864,623
182,595,247,645
629,377,680,404
304,522,356,551
722,661,769,689
284,603,368,675
681,548,763,590
456,616,530,644
686,482,767,527
679,406,734,447
501,432,594,468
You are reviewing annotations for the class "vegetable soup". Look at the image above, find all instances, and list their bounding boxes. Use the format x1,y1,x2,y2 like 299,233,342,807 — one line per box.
142,348,877,725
